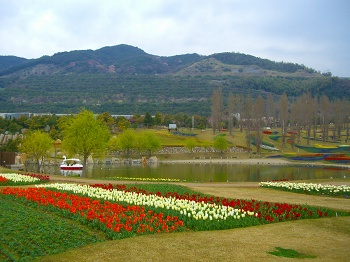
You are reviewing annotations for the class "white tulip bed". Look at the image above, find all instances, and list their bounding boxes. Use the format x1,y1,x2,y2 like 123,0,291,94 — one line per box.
0,173,41,183
260,181,350,197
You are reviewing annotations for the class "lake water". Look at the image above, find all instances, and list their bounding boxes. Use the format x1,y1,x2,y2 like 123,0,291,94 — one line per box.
25,163,349,182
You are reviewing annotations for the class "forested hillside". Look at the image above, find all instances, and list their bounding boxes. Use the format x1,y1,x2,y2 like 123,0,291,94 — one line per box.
0,44,348,115
0,56,28,71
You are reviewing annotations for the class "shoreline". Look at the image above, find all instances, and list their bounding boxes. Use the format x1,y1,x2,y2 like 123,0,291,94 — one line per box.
160,157,350,169
160,158,290,165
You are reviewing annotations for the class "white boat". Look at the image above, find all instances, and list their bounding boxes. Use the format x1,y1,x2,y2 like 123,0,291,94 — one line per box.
60,156,83,171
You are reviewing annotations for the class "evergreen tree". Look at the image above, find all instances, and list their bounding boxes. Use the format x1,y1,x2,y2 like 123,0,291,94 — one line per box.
143,112,154,127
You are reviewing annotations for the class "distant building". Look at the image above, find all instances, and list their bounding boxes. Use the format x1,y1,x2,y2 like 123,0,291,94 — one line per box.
0,112,31,119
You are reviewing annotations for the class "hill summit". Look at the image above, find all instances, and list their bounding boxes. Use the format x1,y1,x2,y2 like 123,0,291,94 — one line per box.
0,44,317,77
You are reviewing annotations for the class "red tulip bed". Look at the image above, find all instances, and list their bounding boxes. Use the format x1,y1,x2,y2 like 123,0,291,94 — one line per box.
1,178,349,261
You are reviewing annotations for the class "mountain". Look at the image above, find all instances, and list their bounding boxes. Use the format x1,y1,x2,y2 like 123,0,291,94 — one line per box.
0,45,203,76
0,44,348,115
0,56,29,71
0,44,316,76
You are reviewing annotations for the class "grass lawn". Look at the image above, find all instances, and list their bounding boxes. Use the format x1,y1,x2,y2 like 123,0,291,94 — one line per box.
1,172,349,261
39,217,350,262
36,178,350,262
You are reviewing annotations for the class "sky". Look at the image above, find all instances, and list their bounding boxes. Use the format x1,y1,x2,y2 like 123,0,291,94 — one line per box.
0,0,349,77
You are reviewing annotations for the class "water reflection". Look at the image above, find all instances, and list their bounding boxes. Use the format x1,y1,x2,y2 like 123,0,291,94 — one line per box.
60,170,83,177
24,163,349,182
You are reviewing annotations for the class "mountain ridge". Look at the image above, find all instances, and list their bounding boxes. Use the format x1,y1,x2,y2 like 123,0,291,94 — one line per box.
0,44,318,77
0,44,348,116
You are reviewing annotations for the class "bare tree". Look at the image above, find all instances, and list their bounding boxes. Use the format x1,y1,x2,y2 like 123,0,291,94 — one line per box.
211,87,223,134
236,94,244,132
297,93,315,145
244,95,253,152
279,93,289,148
320,95,331,142
290,100,301,148
332,99,343,141
227,92,235,136
266,93,276,128
344,99,350,143
311,96,319,142
253,96,265,154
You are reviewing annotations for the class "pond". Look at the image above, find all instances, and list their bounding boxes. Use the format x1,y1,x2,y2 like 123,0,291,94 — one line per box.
24,162,350,183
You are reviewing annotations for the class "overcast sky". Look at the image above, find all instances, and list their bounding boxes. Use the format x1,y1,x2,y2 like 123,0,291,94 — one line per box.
1,0,349,77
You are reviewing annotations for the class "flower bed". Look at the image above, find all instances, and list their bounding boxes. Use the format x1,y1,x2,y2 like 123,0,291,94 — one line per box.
282,153,325,161
110,177,181,182
269,135,281,141
35,183,347,226
0,173,50,186
324,155,350,163
0,176,9,183
260,181,350,198
35,183,257,227
1,187,186,239
1,182,349,261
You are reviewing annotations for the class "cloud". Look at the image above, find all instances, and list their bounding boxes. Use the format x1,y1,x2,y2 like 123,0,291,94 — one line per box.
0,0,349,76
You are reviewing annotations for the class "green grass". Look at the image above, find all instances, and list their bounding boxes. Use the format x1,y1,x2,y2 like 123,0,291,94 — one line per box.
0,180,49,186
0,195,106,262
1,180,349,261
268,247,317,259
118,183,201,195
0,166,16,173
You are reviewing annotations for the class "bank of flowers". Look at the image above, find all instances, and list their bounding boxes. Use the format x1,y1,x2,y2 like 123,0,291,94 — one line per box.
88,183,345,223
1,181,348,241
111,177,180,182
36,183,257,224
37,183,345,225
260,181,350,198
1,187,185,239
0,173,50,186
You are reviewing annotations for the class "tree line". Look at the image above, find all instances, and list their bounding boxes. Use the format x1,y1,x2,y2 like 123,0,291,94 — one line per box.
0,112,208,139
8,109,231,173
1,88,349,154
211,88,350,154
1,73,349,115
1,89,349,168
3,110,164,174
0,111,209,156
